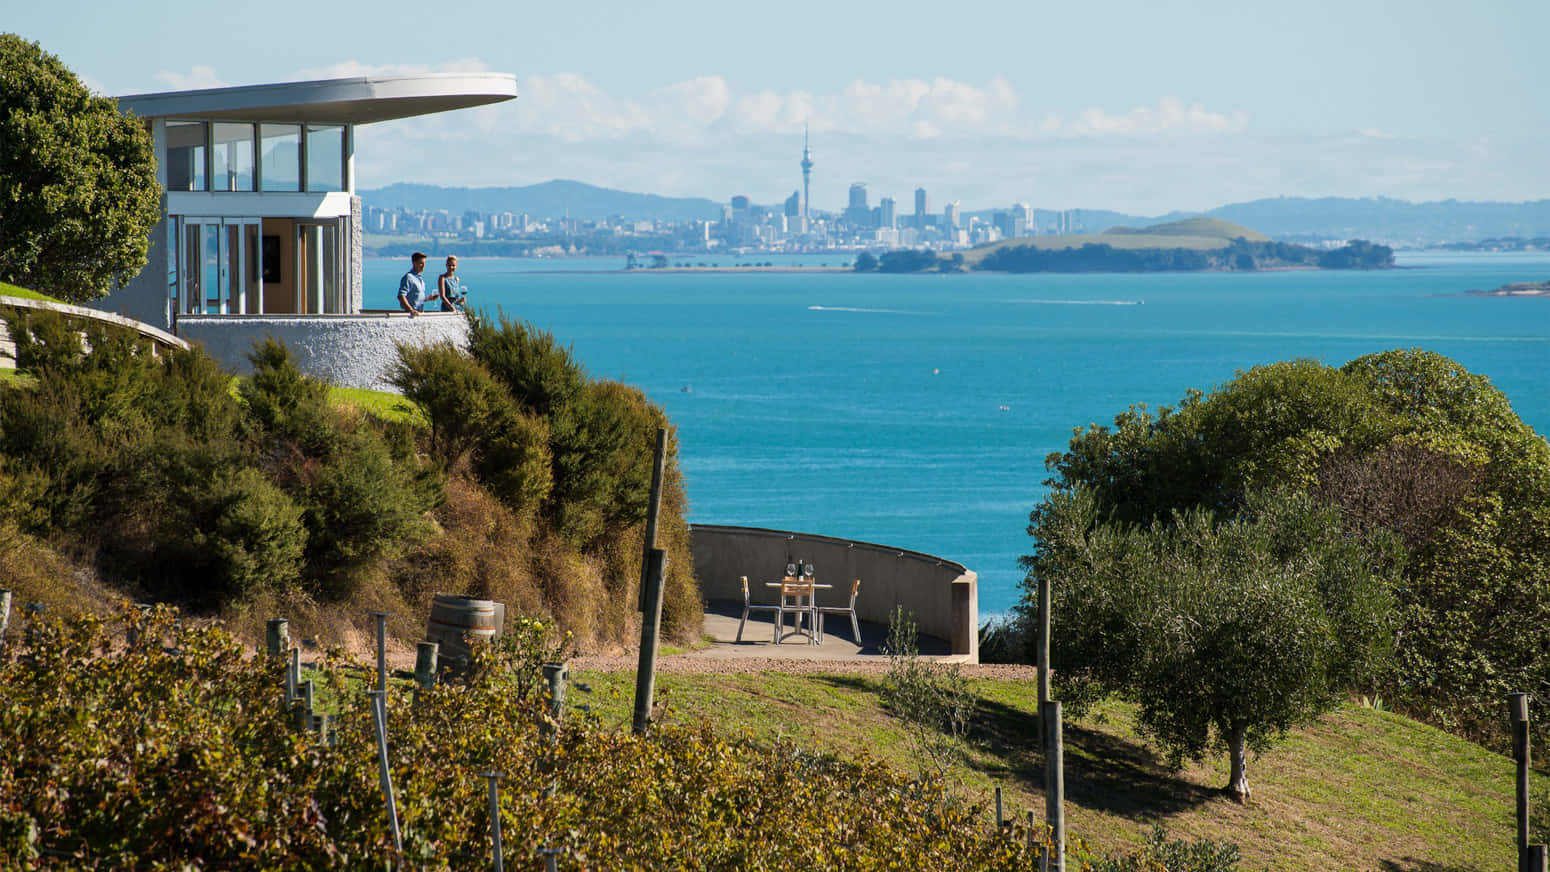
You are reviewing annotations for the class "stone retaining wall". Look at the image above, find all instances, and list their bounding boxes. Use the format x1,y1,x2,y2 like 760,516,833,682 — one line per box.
177,310,468,390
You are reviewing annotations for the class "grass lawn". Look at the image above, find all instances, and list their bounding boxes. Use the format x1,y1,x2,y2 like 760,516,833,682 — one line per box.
326,384,427,427
572,668,1541,872
0,281,63,303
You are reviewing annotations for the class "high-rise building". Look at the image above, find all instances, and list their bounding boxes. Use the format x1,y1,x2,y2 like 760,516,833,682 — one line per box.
784,190,801,217
914,187,929,218
845,183,870,226
1012,203,1031,237
943,200,960,230
879,196,897,228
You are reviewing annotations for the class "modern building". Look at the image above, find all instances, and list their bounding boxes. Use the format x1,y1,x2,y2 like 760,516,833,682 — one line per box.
879,196,897,229
845,183,870,227
99,73,517,388
943,200,961,230
914,187,929,219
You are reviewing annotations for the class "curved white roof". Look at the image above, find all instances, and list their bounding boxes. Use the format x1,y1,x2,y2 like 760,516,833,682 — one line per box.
115,73,516,125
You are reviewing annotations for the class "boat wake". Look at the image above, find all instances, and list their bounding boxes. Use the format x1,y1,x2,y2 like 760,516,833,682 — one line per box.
808,305,932,315
1006,299,1144,306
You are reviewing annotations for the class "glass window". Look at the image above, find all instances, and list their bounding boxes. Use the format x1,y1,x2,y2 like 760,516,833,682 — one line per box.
210,123,254,191
260,123,301,192
305,124,345,192
165,121,206,191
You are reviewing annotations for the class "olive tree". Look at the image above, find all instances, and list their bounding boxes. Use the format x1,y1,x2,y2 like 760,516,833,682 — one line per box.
1025,487,1394,802
0,35,160,302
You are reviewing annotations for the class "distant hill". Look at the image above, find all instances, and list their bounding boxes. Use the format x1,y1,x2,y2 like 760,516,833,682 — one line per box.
1106,216,1270,242
965,218,1392,273
964,216,1267,267
360,179,725,223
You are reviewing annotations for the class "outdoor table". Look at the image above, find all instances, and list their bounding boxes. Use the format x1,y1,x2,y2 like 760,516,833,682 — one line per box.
766,580,832,642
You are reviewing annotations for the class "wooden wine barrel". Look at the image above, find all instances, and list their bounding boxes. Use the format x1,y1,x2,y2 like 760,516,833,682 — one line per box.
426,594,504,672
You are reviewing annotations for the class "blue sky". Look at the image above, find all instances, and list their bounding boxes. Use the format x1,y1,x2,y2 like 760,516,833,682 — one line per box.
10,0,1547,214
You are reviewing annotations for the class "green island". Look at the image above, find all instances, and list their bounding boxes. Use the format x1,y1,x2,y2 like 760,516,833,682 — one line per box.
854,217,1395,273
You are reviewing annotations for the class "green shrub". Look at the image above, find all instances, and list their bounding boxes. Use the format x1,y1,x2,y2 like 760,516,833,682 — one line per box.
1091,825,1242,872
156,466,307,602
0,607,1046,870
467,311,586,418
391,341,552,517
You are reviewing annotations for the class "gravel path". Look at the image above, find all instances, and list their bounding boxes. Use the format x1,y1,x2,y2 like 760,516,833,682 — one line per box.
569,653,1039,680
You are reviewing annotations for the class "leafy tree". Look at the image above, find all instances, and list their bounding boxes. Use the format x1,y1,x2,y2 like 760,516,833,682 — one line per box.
0,35,160,302
1027,487,1394,801
877,249,940,273
853,251,878,272
1027,349,1550,754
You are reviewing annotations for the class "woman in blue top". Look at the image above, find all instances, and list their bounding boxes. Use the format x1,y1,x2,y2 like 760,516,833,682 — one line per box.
438,255,467,312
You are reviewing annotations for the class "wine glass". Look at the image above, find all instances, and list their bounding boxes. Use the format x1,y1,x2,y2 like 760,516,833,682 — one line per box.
803,563,815,579
785,562,797,579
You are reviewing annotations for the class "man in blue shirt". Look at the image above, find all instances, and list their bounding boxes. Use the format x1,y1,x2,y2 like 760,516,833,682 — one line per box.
396,252,438,316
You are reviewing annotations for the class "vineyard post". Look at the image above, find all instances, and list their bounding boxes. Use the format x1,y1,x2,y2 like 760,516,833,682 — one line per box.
301,680,315,731
994,784,1004,827
415,641,439,689
636,427,667,613
1043,700,1066,872
286,647,299,705
632,548,668,735
266,618,288,657
632,427,669,736
544,663,568,723
539,847,562,872
367,690,403,858
0,588,12,647
483,772,504,872
1037,572,1051,741
372,612,390,694
1511,693,1532,872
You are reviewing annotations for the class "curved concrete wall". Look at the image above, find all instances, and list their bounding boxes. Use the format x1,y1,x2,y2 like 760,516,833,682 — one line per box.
177,310,468,390
0,295,188,355
690,524,978,661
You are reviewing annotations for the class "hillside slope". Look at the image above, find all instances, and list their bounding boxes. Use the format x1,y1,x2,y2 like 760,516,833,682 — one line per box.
575,666,1544,872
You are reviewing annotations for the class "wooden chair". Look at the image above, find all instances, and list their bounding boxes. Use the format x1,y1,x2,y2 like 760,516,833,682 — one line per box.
737,575,780,643
818,578,862,643
775,576,818,644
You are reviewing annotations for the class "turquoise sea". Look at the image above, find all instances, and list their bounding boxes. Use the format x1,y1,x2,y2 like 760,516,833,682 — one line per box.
366,252,1550,617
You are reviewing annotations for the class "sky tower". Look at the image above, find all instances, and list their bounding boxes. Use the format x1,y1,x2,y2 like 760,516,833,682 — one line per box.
800,123,814,224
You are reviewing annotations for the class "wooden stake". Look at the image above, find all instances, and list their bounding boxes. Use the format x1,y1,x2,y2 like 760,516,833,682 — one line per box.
372,612,390,694
265,618,288,657
637,428,667,612
415,641,439,690
1511,693,1531,872
633,548,668,735
1043,700,1066,872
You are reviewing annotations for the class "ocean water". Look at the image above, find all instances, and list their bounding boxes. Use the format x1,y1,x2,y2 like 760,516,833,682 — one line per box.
366,252,1550,617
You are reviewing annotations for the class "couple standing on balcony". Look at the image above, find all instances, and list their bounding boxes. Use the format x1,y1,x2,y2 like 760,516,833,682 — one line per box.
396,252,469,317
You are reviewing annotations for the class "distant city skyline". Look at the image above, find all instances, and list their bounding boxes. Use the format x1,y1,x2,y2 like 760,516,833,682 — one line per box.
7,0,1548,214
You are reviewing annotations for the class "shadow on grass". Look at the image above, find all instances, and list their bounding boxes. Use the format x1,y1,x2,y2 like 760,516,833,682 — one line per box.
970,696,1221,818
1378,859,1480,872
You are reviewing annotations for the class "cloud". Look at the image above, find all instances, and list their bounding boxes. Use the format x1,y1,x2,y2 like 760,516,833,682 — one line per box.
1041,96,1249,138
152,66,227,92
